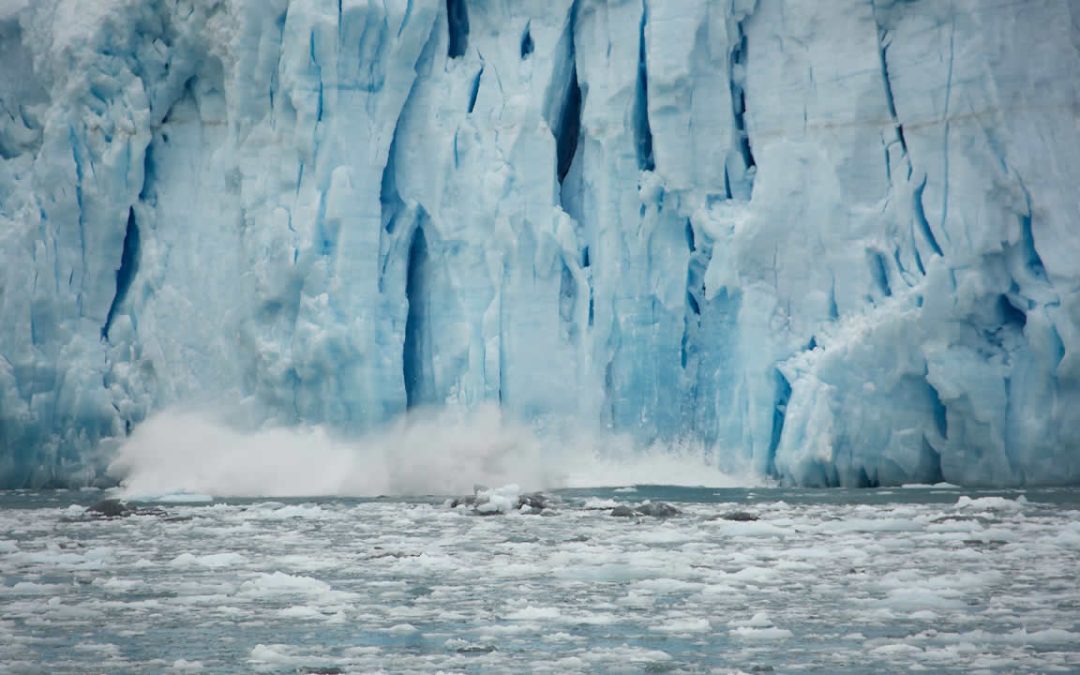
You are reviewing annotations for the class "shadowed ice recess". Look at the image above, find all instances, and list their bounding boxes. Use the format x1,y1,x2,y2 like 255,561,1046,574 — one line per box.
1,0,1078,488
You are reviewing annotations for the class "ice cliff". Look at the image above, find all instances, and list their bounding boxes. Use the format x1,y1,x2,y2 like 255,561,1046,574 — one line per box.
1,0,1078,488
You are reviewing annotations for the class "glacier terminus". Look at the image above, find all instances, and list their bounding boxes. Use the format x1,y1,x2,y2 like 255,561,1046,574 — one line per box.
0,0,1078,488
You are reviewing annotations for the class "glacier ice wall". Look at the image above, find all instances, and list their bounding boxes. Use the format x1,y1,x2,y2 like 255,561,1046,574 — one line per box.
1,0,1078,487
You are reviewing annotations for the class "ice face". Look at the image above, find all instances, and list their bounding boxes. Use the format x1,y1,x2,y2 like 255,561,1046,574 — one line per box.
0,0,1077,488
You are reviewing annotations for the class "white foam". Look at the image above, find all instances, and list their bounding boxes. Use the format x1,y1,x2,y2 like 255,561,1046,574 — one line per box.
109,405,751,497
151,493,213,504
476,484,521,514
582,498,620,509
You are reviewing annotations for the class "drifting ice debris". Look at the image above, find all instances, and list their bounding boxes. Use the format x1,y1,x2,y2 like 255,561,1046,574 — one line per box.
635,501,681,518
87,499,131,518
712,510,760,522
78,499,169,519
445,639,497,654
448,485,552,515
609,501,681,518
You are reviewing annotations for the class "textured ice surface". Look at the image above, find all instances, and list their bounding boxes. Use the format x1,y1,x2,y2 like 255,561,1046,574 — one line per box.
1,0,1079,487
1,487,1079,672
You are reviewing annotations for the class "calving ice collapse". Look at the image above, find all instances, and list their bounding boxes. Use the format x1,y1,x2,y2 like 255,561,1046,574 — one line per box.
0,0,1077,489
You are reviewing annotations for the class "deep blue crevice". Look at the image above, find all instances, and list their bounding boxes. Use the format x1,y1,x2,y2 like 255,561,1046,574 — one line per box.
730,19,756,171
558,259,577,341
68,126,86,278
380,131,400,232
856,467,880,489
921,438,945,484
467,65,483,113
875,30,908,156
309,31,324,123
912,176,944,256
1017,182,1048,282
1019,213,1047,281
685,291,701,317
927,379,948,440
632,1,655,172
766,368,792,477
892,247,907,279
998,294,1027,330
555,65,582,184
398,0,414,37
869,250,892,297
403,225,431,408
446,0,469,58
680,227,708,368
139,141,156,203
101,208,140,341
520,22,534,59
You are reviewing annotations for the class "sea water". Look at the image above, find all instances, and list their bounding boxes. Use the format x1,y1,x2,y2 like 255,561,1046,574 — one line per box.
1,486,1078,673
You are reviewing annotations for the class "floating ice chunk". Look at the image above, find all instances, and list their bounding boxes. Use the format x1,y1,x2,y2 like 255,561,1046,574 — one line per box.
730,626,793,640
248,644,290,664
650,618,712,633
955,495,1027,512
882,587,965,611
2,581,65,595
869,643,923,657
746,611,773,628
504,605,561,621
444,639,496,654
239,572,331,597
169,552,246,569
92,577,142,593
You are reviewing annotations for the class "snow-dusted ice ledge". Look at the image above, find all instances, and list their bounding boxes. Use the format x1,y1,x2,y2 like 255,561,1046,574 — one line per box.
0,0,1077,488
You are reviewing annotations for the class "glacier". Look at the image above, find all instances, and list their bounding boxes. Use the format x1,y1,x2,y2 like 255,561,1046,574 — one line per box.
0,0,1078,488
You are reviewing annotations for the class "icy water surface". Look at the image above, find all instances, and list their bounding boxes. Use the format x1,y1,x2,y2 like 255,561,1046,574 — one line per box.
1,486,1079,673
